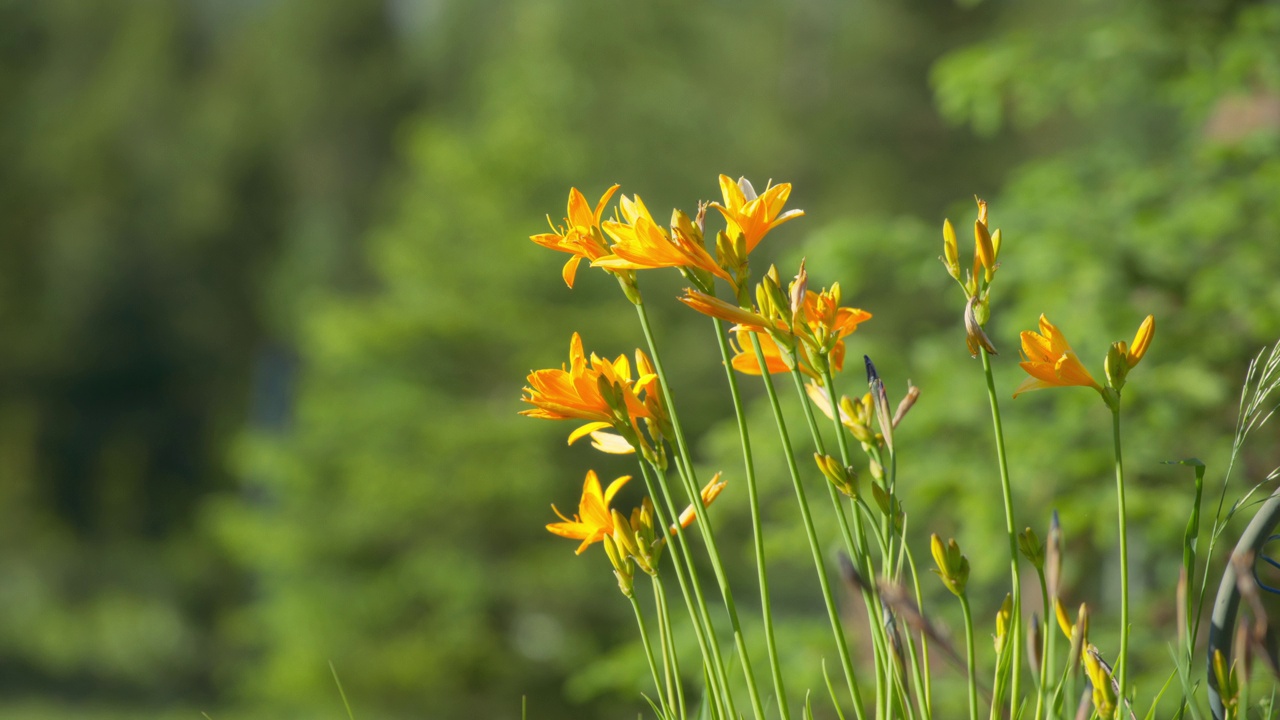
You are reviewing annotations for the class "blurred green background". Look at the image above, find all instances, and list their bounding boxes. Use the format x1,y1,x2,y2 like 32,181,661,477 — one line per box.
2,0,1278,717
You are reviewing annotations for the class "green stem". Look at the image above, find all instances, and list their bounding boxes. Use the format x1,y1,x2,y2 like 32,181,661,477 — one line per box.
712,318,791,720
653,575,686,720
1111,405,1130,717
635,459,735,720
631,589,669,716
803,365,895,717
748,333,867,720
959,594,980,720
634,301,765,720
980,347,1023,713
1034,569,1051,720
904,541,933,720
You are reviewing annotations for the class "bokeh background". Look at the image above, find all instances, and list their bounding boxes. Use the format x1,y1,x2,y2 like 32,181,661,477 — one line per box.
2,0,1279,717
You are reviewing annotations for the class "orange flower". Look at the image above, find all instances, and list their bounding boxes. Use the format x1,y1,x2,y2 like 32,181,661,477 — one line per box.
1014,315,1102,397
684,284,870,378
710,175,804,253
595,195,731,283
530,185,620,288
728,326,822,378
547,470,631,554
521,333,654,442
795,285,872,358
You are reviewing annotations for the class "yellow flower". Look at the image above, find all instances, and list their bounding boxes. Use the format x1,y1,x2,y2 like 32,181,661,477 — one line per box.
530,185,620,288
711,175,804,253
594,195,732,284
1014,314,1102,398
547,470,631,554
520,333,654,442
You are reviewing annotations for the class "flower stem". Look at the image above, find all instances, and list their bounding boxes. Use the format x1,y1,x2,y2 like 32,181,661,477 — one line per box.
711,318,791,720
635,459,735,720
1111,404,1130,717
747,333,867,720
634,301,766,720
631,588,668,716
980,346,1023,712
959,594,980,720
1034,568,1051,720
803,365,897,714
653,575,687,719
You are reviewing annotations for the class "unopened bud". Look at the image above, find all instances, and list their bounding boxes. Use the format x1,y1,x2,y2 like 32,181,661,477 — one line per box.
994,593,1013,654
942,219,961,281
1105,341,1129,392
930,533,970,597
814,453,858,498
1126,314,1155,368
790,260,808,317
1018,526,1045,570
975,220,996,282
1047,510,1062,601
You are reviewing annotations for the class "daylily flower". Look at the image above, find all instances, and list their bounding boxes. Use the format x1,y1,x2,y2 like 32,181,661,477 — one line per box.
594,195,732,284
728,326,821,378
521,333,655,442
547,470,631,554
1014,315,1102,398
711,175,804,253
682,283,870,378
530,185,620,288
795,284,872,358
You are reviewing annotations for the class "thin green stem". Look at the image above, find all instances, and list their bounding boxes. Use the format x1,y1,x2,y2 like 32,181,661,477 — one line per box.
1111,405,1130,717
959,595,980,720
748,333,867,720
712,318,791,720
653,575,686,720
797,365,899,718
634,301,765,720
631,589,669,716
1034,569,1051,720
979,347,1023,713
904,544,933,720
635,459,735,720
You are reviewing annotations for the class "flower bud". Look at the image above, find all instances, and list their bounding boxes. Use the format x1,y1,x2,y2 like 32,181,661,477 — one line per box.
1027,613,1043,675
975,219,996,282
942,219,961,281
1017,526,1045,570
994,593,1013,654
790,259,808,318
1084,645,1117,718
930,533,970,597
1105,341,1130,392
1126,314,1155,368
